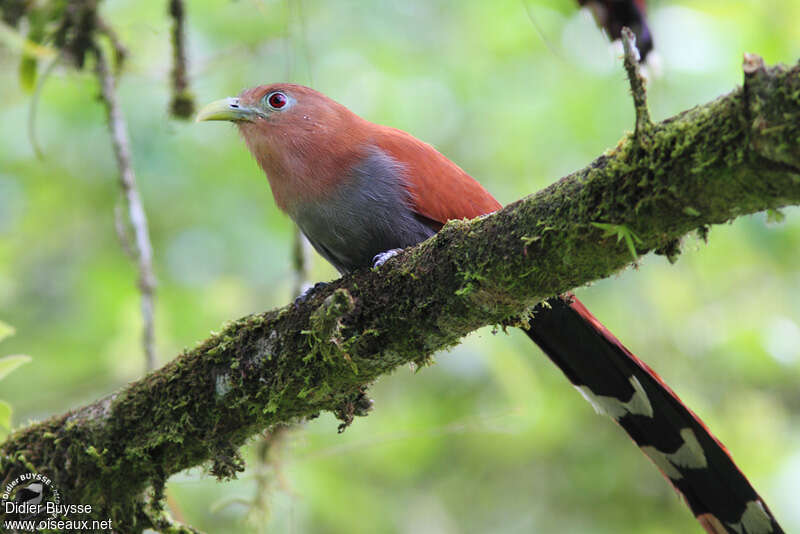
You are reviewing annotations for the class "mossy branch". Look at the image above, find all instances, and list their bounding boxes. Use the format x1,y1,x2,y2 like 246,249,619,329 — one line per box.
2,57,800,532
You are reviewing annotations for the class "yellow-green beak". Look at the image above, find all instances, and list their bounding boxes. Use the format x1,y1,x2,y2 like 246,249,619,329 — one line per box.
195,97,259,122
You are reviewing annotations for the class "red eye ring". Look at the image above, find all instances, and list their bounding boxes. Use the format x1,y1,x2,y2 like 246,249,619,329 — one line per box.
266,92,288,110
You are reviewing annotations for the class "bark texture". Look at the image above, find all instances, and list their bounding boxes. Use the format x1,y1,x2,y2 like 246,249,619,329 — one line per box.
2,58,800,531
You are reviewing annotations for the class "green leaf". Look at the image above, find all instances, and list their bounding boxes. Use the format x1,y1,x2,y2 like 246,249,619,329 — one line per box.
0,320,14,343
18,8,46,93
683,206,701,216
766,209,785,224
19,55,37,93
0,400,11,429
0,354,32,382
591,222,642,261
591,222,621,237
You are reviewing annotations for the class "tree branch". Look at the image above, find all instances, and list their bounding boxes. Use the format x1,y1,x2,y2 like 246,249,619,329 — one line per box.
168,0,195,119
95,47,158,372
2,56,800,531
621,27,652,140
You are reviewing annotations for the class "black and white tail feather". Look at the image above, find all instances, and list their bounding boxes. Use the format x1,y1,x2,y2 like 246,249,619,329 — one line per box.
524,295,783,534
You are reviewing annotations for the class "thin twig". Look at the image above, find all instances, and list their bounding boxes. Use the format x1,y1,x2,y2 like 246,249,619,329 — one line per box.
521,0,564,62
286,0,313,298
94,47,158,372
114,201,136,260
621,27,651,140
247,424,292,528
289,0,315,86
96,16,128,71
291,225,310,298
27,52,61,160
168,0,195,119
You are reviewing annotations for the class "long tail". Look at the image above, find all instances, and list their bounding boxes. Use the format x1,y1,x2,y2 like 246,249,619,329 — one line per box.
523,295,783,534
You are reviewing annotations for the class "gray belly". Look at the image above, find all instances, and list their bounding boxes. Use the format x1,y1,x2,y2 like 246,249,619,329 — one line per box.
291,148,436,274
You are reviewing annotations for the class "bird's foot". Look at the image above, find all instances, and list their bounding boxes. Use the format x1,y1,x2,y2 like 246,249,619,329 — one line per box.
372,249,402,269
294,281,330,305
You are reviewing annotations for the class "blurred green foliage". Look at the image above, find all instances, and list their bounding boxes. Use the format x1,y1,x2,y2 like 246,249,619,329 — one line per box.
0,320,31,440
1,0,799,532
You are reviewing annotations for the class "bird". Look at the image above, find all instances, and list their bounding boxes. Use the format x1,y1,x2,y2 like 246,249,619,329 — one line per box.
578,0,654,61
197,83,782,534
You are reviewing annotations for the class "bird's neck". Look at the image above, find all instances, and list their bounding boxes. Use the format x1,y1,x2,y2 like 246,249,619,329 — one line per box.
240,115,371,215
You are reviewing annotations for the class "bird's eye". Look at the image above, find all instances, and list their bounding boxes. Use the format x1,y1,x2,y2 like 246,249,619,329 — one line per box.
266,92,288,110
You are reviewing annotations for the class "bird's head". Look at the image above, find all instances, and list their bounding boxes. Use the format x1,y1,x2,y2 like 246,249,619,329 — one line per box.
196,83,360,148
197,83,307,124
196,83,368,210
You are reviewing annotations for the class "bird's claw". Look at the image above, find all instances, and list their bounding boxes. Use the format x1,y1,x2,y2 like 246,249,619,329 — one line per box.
372,249,402,269
294,281,330,305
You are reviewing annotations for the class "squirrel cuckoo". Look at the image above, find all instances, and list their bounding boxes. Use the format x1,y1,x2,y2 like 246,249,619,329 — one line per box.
197,84,782,534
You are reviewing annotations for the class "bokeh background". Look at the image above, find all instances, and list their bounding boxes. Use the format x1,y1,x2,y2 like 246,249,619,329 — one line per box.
2,0,800,532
